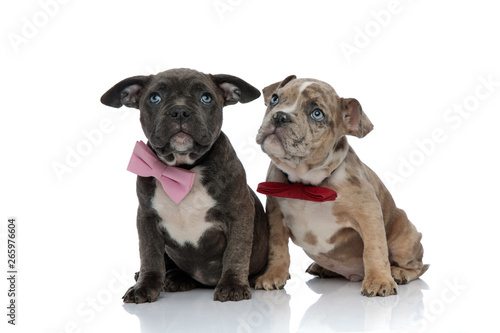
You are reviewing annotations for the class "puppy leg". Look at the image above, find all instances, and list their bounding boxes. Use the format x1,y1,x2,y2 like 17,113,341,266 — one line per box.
388,209,429,284
255,197,291,290
214,200,255,302
306,262,343,278
352,204,398,297
123,206,166,303
134,249,204,292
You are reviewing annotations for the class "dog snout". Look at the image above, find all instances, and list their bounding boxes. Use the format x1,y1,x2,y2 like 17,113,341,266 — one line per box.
272,111,291,127
170,106,191,122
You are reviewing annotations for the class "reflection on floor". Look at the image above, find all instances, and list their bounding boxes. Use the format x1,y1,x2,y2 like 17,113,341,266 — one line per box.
123,272,429,333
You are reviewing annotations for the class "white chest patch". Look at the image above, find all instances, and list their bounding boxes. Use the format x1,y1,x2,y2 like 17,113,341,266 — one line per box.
151,167,216,247
278,198,342,256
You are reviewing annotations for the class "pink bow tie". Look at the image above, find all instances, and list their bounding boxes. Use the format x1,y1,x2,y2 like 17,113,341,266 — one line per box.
257,182,337,202
127,141,195,204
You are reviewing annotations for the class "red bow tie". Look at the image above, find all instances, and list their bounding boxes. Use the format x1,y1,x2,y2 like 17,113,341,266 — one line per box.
257,182,337,202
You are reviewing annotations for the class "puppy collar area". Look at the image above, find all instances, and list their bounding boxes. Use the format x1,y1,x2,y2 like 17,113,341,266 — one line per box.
256,182,337,202
127,141,195,204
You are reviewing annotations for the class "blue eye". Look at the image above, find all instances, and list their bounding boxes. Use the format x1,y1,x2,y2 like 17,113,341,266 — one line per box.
311,109,325,121
201,93,212,105
149,93,161,105
270,94,279,106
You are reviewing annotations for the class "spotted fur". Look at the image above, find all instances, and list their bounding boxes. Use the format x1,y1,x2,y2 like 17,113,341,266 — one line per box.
255,76,428,297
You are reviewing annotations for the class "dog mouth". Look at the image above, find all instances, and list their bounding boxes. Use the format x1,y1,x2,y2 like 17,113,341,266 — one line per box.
150,130,194,154
257,125,287,158
169,132,194,152
256,122,277,144
257,123,311,161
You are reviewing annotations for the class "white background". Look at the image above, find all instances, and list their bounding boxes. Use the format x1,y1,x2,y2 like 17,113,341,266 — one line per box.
1,0,499,332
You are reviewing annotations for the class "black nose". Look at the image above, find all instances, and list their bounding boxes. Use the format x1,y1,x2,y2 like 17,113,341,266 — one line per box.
170,107,190,120
272,111,291,127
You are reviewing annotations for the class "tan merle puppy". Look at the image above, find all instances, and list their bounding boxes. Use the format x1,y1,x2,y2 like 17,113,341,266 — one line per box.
255,75,428,297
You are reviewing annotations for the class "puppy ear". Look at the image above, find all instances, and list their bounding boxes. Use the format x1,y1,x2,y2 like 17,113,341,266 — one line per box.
341,98,374,138
100,75,151,109
262,75,297,105
209,74,261,106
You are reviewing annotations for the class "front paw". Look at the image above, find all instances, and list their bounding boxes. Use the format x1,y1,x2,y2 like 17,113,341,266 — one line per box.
123,275,164,303
361,274,398,297
214,280,251,302
254,266,290,291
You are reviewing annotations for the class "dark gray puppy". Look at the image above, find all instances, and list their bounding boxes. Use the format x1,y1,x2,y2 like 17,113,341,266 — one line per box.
101,68,268,302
